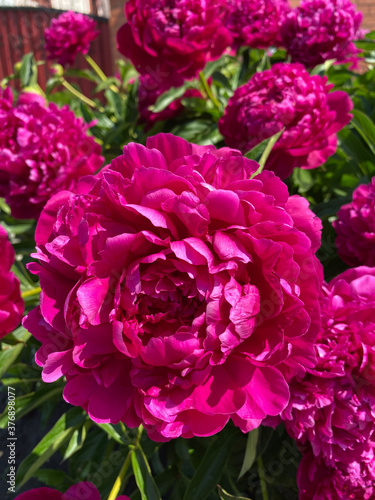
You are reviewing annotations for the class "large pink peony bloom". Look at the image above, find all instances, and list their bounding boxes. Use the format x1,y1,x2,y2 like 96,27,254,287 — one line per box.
298,450,375,500
281,267,375,465
116,0,232,79
44,11,99,67
0,226,23,338
218,63,353,179
226,0,290,50
0,87,103,219
23,133,323,441
281,0,366,69
333,178,375,267
14,482,129,500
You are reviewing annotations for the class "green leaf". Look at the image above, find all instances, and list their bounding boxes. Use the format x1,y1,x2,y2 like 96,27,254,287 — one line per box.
105,89,124,119
246,128,284,174
20,53,38,87
0,385,63,428
151,83,197,113
96,423,125,445
65,68,100,83
16,408,87,489
0,335,30,379
62,421,89,460
218,485,252,500
131,446,162,500
182,430,236,500
238,428,259,479
34,469,74,491
95,77,122,93
351,109,375,156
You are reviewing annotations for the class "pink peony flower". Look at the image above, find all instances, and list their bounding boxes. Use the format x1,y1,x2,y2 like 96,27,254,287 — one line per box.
281,0,366,69
218,63,353,179
116,0,232,79
14,482,129,500
281,267,375,465
44,11,99,67
138,74,202,127
23,133,323,441
333,177,375,267
298,450,375,500
0,87,103,219
226,0,291,50
0,225,23,338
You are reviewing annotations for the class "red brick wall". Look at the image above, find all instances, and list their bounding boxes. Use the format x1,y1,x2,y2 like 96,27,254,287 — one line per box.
109,0,125,64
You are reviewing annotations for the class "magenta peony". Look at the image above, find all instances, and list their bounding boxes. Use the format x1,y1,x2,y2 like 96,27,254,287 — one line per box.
0,225,23,338
281,0,366,69
298,450,375,500
218,63,353,179
44,11,99,67
333,177,375,267
226,0,290,50
116,0,232,79
0,87,103,219
23,133,323,441
281,267,375,465
14,482,129,500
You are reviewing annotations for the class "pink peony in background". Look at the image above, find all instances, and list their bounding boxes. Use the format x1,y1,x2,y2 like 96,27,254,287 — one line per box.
226,0,290,50
0,225,23,338
281,0,366,69
14,482,130,500
44,11,99,67
23,133,323,441
298,450,375,500
333,177,375,267
279,267,375,491
0,87,103,219
218,63,353,179
116,0,232,80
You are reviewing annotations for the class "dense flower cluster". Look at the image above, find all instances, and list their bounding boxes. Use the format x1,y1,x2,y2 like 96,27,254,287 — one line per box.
44,11,99,66
14,482,130,500
218,63,353,179
280,267,375,496
0,226,23,338
298,450,375,500
226,0,290,50
281,0,365,68
24,133,323,441
333,177,375,267
117,0,232,79
0,88,103,219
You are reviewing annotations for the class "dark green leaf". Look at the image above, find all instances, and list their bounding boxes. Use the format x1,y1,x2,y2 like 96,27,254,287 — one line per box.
182,431,236,500
20,53,38,87
131,446,162,500
34,469,75,491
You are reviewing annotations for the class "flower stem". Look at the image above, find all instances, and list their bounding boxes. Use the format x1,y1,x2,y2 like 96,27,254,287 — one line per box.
107,425,143,500
61,78,105,112
257,455,269,500
199,71,220,109
21,286,41,299
85,55,120,94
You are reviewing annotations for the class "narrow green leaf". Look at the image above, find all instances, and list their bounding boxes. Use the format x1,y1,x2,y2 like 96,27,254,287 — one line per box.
131,446,162,500
96,423,125,445
182,431,236,500
246,129,284,175
351,109,375,156
105,89,124,119
0,342,28,379
34,469,75,491
0,385,63,428
62,421,89,460
238,428,259,479
16,408,87,489
218,485,252,500
151,83,197,113
20,53,38,87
